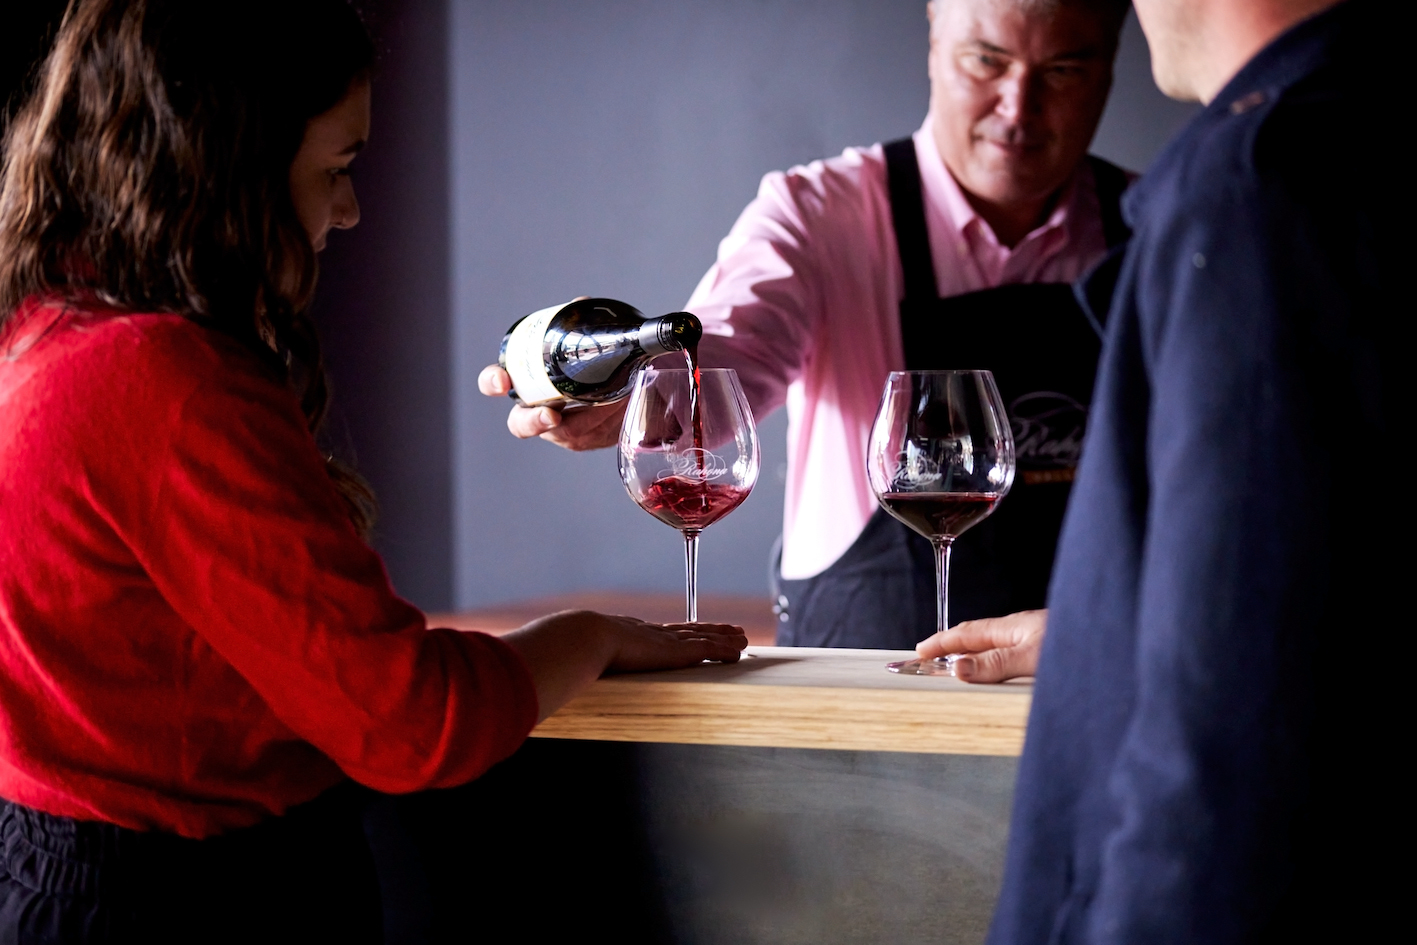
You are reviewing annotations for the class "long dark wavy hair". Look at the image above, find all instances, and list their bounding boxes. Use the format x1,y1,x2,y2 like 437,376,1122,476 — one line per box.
0,0,378,536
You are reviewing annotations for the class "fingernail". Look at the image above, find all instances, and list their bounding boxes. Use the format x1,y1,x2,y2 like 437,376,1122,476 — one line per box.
953,656,976,678
539,408,557,427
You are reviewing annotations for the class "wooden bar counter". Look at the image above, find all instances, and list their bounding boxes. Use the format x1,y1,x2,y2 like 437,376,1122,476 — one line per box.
530,647,1031,757
388,597,1028,945
431,592,1031,757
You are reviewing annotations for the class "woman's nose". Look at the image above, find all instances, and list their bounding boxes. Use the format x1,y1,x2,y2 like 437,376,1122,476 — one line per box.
333,180,360,230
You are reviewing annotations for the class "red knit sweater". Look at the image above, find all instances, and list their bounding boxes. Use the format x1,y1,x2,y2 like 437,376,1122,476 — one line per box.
0,300,538,838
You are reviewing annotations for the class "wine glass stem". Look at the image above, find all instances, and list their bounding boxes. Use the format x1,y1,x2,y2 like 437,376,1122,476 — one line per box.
683,530,701,622
933,539,953,636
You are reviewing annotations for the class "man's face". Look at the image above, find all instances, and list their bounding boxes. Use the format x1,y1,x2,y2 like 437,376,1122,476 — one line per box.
928,0,1117,217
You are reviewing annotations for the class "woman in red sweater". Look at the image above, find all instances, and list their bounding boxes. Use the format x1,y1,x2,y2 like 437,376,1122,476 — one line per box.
0,1,744,940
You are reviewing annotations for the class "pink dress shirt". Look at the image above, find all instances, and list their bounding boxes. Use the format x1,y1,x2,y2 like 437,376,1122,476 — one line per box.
688,118,1112,579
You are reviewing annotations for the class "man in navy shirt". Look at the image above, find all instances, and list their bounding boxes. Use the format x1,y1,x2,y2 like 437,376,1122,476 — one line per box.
985,0,1399,941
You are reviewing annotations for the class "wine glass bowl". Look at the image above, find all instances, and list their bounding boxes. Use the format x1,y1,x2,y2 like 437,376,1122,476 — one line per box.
867,371,1015,675
619,368,759,621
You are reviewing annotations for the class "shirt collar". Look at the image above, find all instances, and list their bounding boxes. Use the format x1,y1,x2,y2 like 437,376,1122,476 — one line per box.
913,115,982,238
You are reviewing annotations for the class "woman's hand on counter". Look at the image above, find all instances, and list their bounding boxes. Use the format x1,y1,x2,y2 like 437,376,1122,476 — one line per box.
478,365,626,451
916,609,1046,683
501,610,747,722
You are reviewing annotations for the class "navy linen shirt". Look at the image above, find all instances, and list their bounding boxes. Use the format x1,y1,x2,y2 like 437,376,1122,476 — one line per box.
990,3,1401,943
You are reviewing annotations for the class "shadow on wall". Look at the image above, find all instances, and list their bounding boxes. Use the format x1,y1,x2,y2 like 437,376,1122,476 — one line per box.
314,2,1199,612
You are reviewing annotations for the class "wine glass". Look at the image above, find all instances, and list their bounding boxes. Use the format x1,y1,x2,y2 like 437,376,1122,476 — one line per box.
867,371,1015,675
619,368,759,621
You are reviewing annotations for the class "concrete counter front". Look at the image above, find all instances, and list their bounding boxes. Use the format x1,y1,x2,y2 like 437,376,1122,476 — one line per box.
384,600,1028,945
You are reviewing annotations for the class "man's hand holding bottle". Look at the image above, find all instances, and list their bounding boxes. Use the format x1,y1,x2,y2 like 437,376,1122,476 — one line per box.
478,364,627,451
484,296,696,451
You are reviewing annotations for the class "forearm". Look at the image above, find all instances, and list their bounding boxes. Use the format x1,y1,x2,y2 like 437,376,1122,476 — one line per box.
500,611,617,722
501,610,748,722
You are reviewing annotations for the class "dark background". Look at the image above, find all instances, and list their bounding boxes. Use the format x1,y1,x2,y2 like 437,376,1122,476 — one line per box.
1,1,1198,612
0,2,69,119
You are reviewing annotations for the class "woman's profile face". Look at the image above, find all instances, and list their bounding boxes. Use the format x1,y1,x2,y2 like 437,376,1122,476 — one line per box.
288,79,371,252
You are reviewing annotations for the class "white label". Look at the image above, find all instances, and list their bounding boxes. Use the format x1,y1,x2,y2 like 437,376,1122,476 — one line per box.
504,303,566,406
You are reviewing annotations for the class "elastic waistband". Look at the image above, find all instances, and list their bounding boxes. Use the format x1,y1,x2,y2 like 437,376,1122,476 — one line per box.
0,801,139,896
0,783,365,897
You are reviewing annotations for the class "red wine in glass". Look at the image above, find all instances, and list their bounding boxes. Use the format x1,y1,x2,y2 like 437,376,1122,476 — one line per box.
639,477,751,530
875,492,1001,541
619,367,759,621
867,371,1016,676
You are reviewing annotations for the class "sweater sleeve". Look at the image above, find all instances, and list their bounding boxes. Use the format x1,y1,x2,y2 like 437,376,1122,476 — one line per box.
127,331,538,794
1085,149,1378,942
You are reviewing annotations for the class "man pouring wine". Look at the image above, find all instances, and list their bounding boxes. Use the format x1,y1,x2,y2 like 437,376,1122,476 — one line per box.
481,0,1132,676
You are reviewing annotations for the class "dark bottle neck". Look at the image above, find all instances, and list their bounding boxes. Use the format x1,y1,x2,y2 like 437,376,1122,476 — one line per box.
637,312,703,358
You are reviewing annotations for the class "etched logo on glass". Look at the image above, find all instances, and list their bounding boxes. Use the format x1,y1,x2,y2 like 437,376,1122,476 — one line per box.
659,448,728,482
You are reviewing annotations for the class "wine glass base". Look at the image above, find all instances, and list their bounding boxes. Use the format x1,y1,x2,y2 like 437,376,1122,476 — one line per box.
885,655,959,676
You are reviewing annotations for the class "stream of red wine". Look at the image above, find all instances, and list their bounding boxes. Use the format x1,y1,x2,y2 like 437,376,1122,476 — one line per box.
685,343,705,475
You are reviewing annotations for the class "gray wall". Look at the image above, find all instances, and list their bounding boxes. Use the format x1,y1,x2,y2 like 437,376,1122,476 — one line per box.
316,0,454,609
319,1,1198,612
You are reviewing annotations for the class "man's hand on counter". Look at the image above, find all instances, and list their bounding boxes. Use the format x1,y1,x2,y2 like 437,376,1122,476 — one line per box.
916,609,1046,683
478,365,626,451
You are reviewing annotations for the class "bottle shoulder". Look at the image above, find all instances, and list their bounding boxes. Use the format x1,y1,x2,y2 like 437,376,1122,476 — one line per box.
549,298,646,332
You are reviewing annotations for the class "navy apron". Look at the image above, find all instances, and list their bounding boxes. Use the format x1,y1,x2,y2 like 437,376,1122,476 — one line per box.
775,139,1130,648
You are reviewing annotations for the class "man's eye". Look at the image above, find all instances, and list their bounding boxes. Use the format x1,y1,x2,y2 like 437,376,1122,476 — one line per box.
1043,64,1087,86
961,52,1005,77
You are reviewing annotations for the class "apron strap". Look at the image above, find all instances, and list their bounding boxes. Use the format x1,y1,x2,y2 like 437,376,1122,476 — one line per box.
883,138,938,302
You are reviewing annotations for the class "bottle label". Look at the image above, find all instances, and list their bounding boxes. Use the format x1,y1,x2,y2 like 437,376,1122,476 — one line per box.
505,303,565,406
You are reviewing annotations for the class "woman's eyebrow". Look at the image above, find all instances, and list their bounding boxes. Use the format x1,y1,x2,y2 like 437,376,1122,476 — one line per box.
337,139,366,156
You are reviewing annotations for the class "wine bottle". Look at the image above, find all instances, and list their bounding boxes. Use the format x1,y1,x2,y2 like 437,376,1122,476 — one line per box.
498,298,702,407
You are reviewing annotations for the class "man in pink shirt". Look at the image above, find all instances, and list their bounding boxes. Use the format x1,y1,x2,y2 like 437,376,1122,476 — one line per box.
482,0,1130,668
